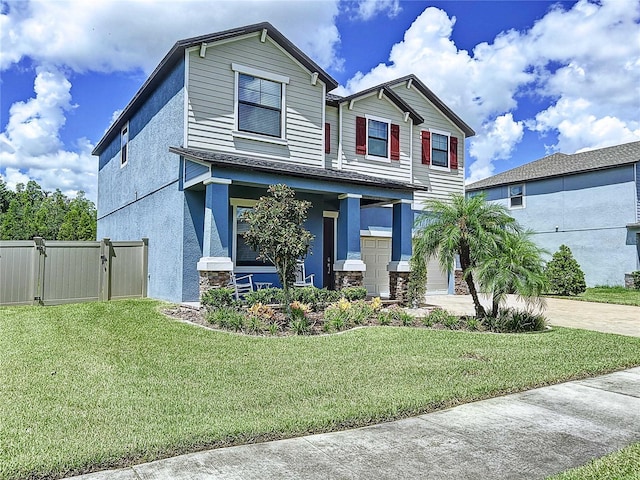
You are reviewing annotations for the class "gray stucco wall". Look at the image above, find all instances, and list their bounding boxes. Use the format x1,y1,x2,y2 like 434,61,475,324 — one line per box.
97,61,202,302
478,165,639,286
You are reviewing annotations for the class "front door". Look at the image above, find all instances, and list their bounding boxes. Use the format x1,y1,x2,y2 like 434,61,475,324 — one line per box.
323,217,335,289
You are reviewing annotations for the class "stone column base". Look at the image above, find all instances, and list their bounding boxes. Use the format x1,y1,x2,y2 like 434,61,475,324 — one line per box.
454,269,469,295
199,271,232,300
335,271,364,289
389,271,410,305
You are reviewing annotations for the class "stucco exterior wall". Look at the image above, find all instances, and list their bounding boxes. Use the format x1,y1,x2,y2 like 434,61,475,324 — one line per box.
97,61,201,302
478,165,638,286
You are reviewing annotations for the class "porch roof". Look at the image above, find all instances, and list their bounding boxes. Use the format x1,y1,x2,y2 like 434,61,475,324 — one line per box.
169,147,428,192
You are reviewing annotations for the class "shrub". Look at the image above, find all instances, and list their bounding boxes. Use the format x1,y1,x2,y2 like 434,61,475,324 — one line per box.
484,308,547,333
267,321,280,335
425,307,458,327
545,244,586,296
290,318,310,335
632,271,640,290
290,301,310,321
348,300,374,325
244,288,283,306
377,310,392,326
206,306,244,330
339,287,367,301
201,287,237,310
246,316,265,334
465,317,480,331
399,310,414,327
247,303,276,323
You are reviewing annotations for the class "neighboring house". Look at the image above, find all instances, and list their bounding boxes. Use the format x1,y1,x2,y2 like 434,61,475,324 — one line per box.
466,141,640,287
94,22,474,303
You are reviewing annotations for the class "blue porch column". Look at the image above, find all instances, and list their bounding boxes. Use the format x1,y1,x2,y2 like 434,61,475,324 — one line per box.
197,177,233,297
334,193,365,288
388,199,412,303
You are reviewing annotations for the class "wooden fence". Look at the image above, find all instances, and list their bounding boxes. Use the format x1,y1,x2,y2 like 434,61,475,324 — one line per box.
0,238,148,306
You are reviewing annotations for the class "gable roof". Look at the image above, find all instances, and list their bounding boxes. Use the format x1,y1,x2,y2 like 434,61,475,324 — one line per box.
327,74,475,137
169,146,427,192
466,141,640,191
93,22,338,156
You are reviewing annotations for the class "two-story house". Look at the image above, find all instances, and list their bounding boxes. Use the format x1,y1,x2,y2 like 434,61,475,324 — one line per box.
94,23,475,303
466,141,640,287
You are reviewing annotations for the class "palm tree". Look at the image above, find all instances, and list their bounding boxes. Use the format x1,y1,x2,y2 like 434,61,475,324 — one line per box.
414,193,519,317
475,230,548,317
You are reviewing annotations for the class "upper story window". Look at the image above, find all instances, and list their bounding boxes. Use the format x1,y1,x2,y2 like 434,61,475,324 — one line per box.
232,64,289,142
421,130,458,170
120,123,129,167
368,119,388,158
509,184,525,208
431,133,448,168
356,115,400,161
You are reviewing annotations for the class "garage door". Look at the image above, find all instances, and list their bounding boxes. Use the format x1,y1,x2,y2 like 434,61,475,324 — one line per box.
361,237,391,298
426,255,449,293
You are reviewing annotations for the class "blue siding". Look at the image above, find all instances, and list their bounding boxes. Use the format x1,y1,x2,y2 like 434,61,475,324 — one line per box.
185,160,209,182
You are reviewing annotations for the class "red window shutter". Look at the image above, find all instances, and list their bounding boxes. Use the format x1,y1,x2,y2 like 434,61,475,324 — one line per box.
356,116,366,155
390,124,400,161
421,131,431,165
325,122,330,154
450,136,458,169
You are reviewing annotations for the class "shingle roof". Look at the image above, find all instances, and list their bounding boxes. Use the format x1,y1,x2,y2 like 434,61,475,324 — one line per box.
328,74,475,137
466,141,640,191
93,22,338,156
169,147,427,192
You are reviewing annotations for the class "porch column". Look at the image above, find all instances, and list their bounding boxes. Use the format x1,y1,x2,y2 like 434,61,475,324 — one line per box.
197,178,233,299
388,199,412,304
334,193,365,288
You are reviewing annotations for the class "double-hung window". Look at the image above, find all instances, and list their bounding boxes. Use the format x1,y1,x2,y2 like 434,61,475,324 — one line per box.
232,200,275,272
431,133,448,168
367,119,389,158
509,184,525,208
232,64,289,141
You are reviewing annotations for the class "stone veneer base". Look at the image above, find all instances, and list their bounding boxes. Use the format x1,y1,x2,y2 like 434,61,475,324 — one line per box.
335,271,364,289
389,271,410,305
199,271,232,301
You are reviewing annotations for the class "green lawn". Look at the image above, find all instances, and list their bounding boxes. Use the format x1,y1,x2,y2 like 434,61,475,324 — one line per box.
3,300,640,480
547,443,640,479
549,287,640,306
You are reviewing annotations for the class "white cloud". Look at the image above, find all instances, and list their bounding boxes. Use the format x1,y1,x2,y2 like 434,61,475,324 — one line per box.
0,69,97,200
354,0,401,21
340,0,640,181
0,0,343,73
467,114,524,183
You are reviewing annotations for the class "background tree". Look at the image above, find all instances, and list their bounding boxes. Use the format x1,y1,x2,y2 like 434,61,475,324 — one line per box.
242,184,314,313
414,193,519,317
0,180,96,240
545,244,586,296
475,230,548,317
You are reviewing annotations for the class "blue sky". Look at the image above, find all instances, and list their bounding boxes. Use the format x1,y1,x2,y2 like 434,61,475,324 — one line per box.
1,0,639,202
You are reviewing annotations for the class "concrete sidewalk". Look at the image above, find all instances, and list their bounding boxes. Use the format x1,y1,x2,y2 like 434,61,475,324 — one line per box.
422,293,640,337
68,367,640,480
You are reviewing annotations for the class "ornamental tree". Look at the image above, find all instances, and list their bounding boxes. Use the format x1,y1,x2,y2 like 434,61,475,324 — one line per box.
242,184,314,312
545,244,586,296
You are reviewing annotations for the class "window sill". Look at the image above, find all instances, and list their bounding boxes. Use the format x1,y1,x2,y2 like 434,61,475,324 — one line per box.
232,131,288,146
429,165,451,172
235,266,277,274
365,154,392,163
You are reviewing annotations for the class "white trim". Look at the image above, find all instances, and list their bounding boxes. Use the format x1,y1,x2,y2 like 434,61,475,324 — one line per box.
199,42,207,58
360,228,392,238
333,259,366,272
406,78,413,89
387,261,411,272
203,177,232,186
338,193,362,200
365,114,391,162
230,198,258,207
311,72,319,86
392,199,413,205
183,50,189,148
338,103,344,170
184,172,210,189
260,28,267,43
377,89,384,100
323,211,339,218
320,82,326,165
231,63,290,84
197,256,233,272
409,118,413,183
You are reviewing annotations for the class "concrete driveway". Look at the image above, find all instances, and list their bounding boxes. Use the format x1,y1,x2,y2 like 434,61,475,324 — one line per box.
422,294,640,337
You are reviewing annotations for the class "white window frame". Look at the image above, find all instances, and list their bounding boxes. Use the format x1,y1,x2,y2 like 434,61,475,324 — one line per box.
365,114,391,162
231,63,289,145
120,122,129,168
508,183,525,209
429,128,450,171
230,198,277,273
